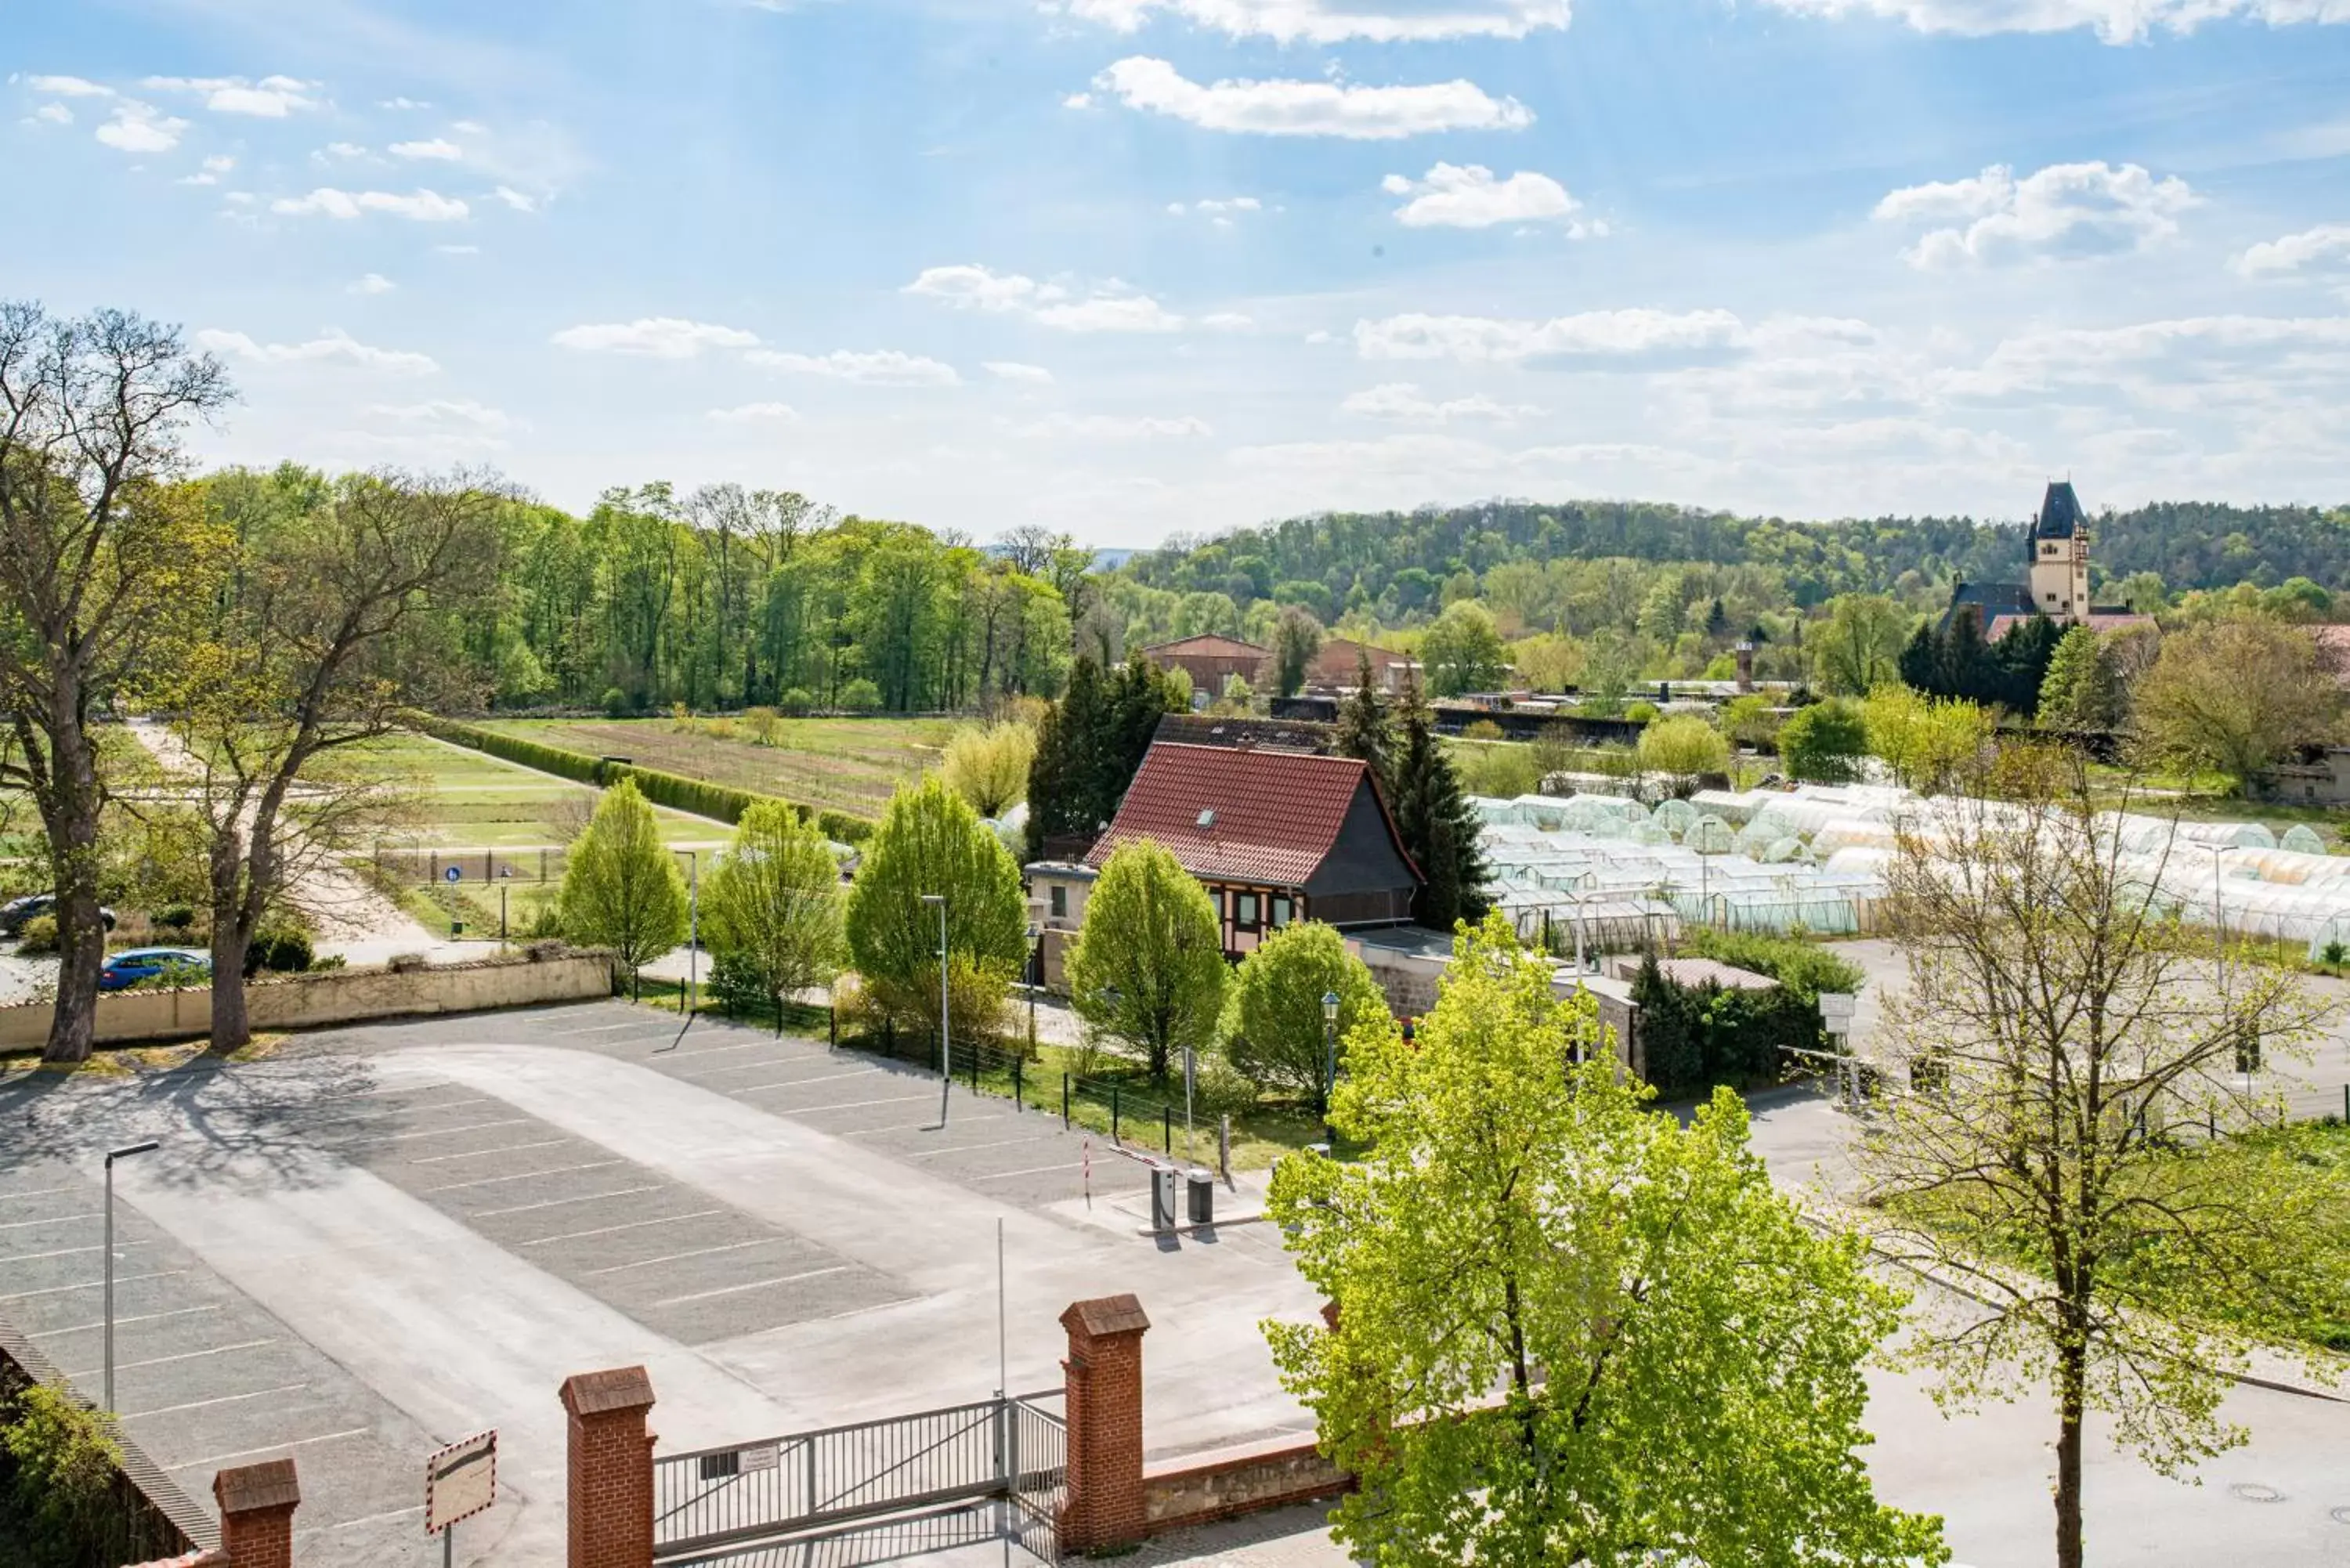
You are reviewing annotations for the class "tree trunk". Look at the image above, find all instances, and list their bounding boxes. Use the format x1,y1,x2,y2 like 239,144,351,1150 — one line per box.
38,711,105,1065
209,834,257,1053
2055,1342,2086,1568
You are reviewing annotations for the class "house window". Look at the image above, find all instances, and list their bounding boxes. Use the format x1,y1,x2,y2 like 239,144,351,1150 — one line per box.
1271,896,1292,927
1050,885,1066,919
1236,892,1260,927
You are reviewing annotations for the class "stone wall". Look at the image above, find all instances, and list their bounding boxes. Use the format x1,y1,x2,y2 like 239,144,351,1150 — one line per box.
0,950,614,1050
1141,1436,1351,1533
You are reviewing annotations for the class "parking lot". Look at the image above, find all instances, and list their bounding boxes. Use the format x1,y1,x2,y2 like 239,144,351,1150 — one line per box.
0,1003,1319,1566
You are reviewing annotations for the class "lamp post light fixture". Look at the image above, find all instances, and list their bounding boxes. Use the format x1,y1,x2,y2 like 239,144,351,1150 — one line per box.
103,1140,159,1413
1321,990,1341,1148
920,894,949,1122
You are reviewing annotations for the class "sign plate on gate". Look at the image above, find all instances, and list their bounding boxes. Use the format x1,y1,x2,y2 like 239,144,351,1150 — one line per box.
1817,992,1857,1027
740,1442,779,1474
426,1429,497,1534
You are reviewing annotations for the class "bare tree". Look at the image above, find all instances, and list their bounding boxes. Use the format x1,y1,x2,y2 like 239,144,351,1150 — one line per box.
172,470,501,1049
0,303,233,1062
1854,750,2341,1568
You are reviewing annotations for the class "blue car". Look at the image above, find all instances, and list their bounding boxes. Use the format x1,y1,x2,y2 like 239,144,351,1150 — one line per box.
97,948,212,992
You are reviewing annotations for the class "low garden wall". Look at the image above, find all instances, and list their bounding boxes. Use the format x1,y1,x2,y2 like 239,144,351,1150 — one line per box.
0,949,614,1050
1142,1434,1352,1532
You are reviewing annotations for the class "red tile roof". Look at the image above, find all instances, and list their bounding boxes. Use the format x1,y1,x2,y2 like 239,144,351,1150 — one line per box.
1086,742,1387,888
1141,634,1270,660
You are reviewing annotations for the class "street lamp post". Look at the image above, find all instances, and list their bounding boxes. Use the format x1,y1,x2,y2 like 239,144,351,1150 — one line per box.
920,894,949,1123
103,1140,159,1413
684,849,700,1018
1321,990,1341,1148
1026,920,1042,1058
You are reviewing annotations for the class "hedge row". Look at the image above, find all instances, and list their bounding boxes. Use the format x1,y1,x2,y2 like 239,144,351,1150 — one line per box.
420,719,875,844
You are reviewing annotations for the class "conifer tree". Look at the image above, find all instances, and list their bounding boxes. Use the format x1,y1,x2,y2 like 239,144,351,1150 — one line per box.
1390,672,1489,930
1330,649,1393,792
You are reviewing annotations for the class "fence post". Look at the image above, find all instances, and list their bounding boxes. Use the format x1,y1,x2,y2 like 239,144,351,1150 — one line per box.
1162,1104,1171,1155
1112,1086,1121,1143
1062,1074,1071,1129
1013,1054,1023,1111
1219,1115,1231,1182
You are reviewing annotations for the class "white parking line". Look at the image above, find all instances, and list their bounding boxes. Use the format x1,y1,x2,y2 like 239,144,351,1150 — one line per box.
0,1241,142,1265
546,1020,660,1035
0,1184,92,1203
585,1237,781,1276
374,1117,532,1143
967,1163,1076,1183
673,1056,831,1081
174,1426,369,1474
0,1270,182,1302
422,1159,624,1194
63,1339,277,1378
653,1266,847,1308
912,1135,1054,1160
784,1091,938,1114
519,1208,722,1246
0,1211,98,1231
475,1183,663,1220
324,1504,427,1531
659,1039,800,1064
730,1068,880,1094
33,1304,222,1337
122,1382,308,1421
406,1138,571,1165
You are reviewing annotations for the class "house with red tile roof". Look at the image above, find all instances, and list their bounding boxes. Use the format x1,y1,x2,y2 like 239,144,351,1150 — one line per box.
1138,634,1270,697
1034,740,1422,959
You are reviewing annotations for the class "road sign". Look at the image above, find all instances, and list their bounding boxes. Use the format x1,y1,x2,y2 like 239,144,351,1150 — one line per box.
425,1430,497,1535
443,865,463,884
1817,992,1857,1028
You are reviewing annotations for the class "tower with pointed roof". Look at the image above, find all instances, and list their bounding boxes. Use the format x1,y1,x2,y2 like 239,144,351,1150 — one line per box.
2026,480,2092,623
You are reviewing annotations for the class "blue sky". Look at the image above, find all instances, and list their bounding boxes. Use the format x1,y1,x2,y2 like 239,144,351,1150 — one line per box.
9,0,2350,546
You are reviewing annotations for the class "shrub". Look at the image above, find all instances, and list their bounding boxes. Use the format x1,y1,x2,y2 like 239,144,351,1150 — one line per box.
818,810,875,845
940,724,1036,818
16,915,56,954
154,904,196,932
841,678,883,713
1636,714,1732,797
602,686,631,717
1624,699,1661,724
244,924,315,977
1221,920,1386,1108
743,706,781,746
1680,927,1863,1006
780,687,817,715
388,952,431,973
1461,719,1506,742
1777,699,1868,783
1,1378,125,1565
1630,952,1821,1096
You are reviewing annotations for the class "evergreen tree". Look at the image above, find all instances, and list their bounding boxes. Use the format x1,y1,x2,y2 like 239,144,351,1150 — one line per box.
1390,672,1489,930
1271,605,1324,697
1021,652,1183,860
2035,625,2124,729
1331,649,1393,793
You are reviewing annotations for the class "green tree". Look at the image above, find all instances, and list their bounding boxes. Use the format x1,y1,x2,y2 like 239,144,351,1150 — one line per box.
1635,713,1730,797
558,778,689,985
1418,601,1508,697
844,775,1028,1042
2131,616,2344,792
1221,919,1384,1109
1267,914,1948,1568
2,1378,126,1557
1391,674,1489,930
1329,649,1393,791
1812,593,1911,695
1863,685,1993,793
940,722,1035,818
703,800,844,1025
1857,757,2340,1568
1023,653,1184,858
1271,605,1324,698
1778,699,1868,782
1065,838,1229,1080
2035,624,2124,730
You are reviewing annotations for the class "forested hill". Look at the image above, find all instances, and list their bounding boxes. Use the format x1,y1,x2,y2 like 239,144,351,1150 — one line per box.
1117,499,2350,620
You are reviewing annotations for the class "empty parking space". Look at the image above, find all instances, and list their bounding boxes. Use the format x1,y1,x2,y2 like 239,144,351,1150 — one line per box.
0,1160,446,1568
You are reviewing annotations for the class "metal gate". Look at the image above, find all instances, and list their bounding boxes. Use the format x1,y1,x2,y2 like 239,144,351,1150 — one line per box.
653,1391,1065,1564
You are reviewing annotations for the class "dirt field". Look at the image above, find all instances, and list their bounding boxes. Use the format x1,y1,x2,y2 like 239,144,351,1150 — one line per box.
474,717,956,821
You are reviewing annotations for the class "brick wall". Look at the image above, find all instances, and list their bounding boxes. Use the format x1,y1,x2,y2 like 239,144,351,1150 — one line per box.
214,1459,299,1568
1142,1436,1350,1531
1058,1295,1149,1553
561,1365,656,1568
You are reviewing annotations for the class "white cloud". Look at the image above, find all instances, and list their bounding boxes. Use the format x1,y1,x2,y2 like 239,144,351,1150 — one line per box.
1382,163,1585,230
1756,0,2350,44
1341,381,1542,424
1018,412,1213,439
1874,161,2197,268
379,97,431,110
367,399,510,432
272,187,470,221
906,263,1185,333
1354,307,1750,365
1947,313,2350,399
315,142,368,161
1200,312,1256,331
1169,196,1264,219
985,362,1056,384
1063,92,1096,110
1058,0,1570,42
551,318,761,358
195,327,438,375
435,243,480,255
95,102,188,154
493,186,538,213
746,348,962,386
1091,57,1534,139
143,74,318,117
389,137,462,160
707,401,801,424
348,273,396,294
177,154,235,186
451,119,486,134
31,103,74,125
2234,224,2350,276
27,75,112,97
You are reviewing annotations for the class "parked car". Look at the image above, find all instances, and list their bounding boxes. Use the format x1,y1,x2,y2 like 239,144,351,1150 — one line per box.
97,948,212,992
0,894,118,936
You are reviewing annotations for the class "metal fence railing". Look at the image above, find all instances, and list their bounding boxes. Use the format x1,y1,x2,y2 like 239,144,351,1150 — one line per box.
851,1023,1193,1157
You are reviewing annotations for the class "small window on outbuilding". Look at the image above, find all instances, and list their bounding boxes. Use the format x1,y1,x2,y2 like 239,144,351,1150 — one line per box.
1271,897,1292,927
1050,885,1067,919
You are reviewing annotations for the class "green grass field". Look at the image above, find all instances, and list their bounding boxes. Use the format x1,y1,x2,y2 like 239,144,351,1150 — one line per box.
342,732,723,849
473,717,955,822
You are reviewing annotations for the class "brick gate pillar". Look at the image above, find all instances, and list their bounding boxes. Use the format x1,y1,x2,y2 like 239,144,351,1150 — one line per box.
560,1365,657,1568
214,1458,299,1568
1059,1294,1150,1553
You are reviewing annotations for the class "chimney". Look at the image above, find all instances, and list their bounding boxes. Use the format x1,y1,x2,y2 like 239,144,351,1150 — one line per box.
1734,641,1755,693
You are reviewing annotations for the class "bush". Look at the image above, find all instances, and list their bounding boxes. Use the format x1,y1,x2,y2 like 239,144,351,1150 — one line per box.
780,687,817,715
244,924,314,977
1221,921,1387,1107
1680,927,1863,1006
154,904,195,933
1777,699,1869,783
1630,953,1822,1096
1,1378,125,1567
16,915,56,955
841,678,883,713
743,706,781,746
818,810,875,845
602,686,631,717
1624,700,1661,724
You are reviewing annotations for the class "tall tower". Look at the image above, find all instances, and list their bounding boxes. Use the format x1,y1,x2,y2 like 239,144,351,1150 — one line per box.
2027,481,2091,624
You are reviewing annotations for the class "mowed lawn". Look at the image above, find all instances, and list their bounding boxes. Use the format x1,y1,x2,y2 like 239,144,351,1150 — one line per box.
340,733,723,848
474,717,956,821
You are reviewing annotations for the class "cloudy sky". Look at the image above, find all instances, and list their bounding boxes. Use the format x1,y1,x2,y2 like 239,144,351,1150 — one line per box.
10,0,2350,545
